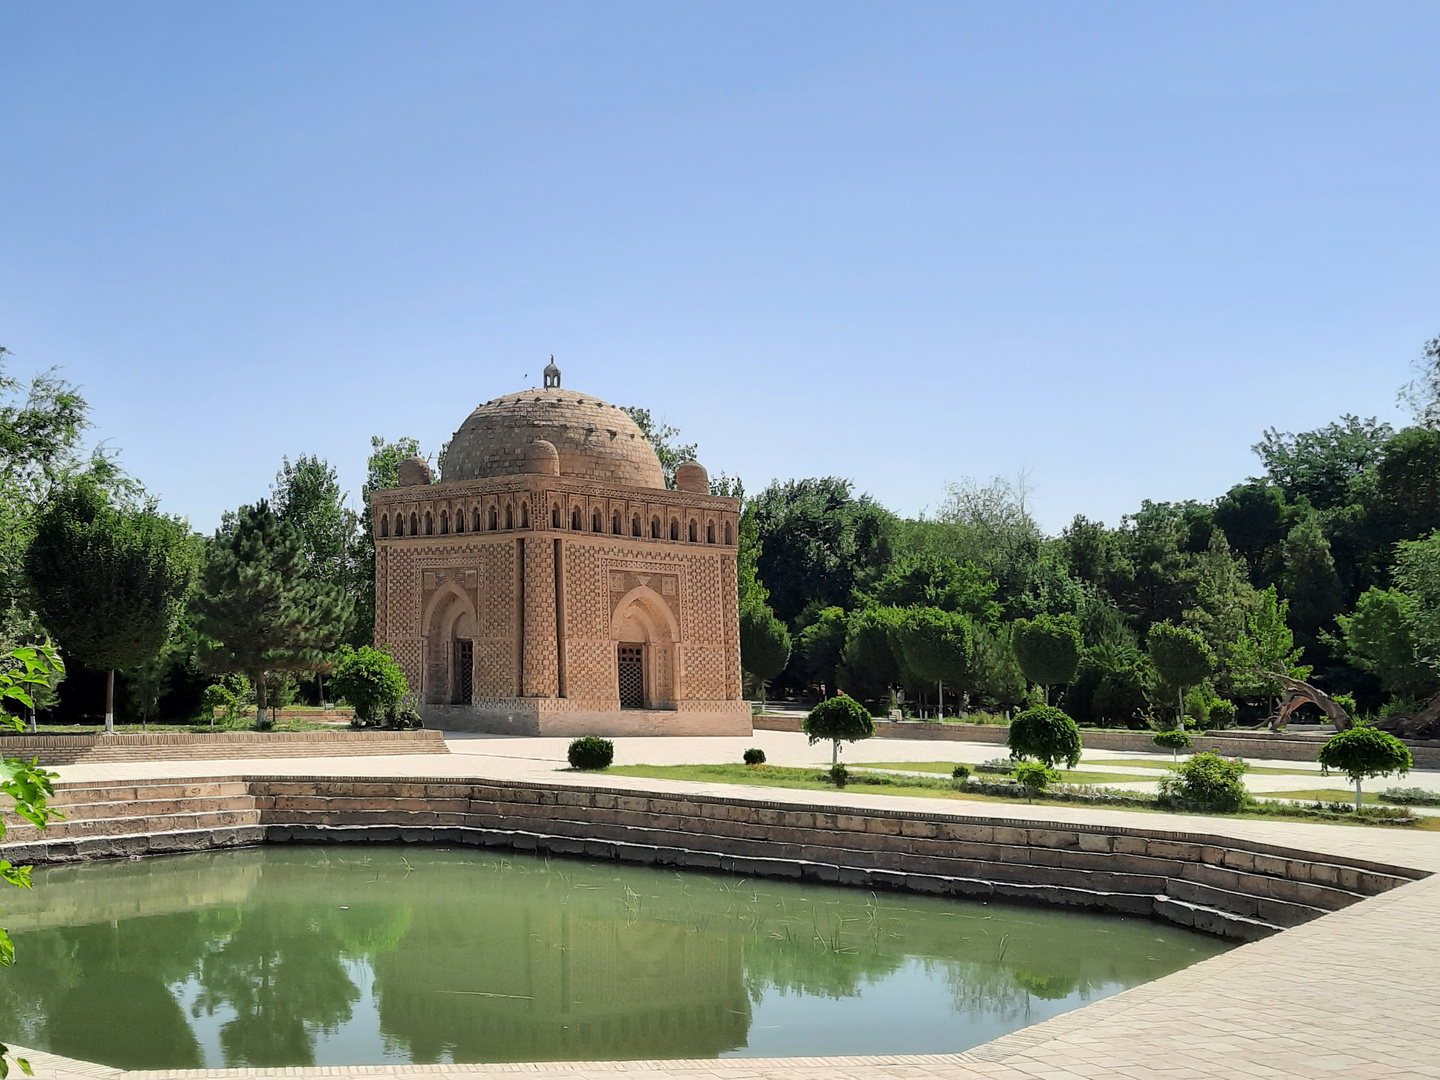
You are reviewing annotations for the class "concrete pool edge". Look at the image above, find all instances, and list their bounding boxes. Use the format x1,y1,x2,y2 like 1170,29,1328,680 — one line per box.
7,772,1440,1079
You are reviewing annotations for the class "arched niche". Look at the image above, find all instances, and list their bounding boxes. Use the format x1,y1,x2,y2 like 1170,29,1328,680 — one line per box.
609,586,679,709
422,583,478,706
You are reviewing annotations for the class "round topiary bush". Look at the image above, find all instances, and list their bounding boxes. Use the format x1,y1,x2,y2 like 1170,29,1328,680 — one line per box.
1013,760,1057,797
950,763,971,781
567,736,614,771
1006,706,1082,769
828,763,849,787
1152,728,1192,761
743,747,767,765
1318,724,1412,808
803,695,875,765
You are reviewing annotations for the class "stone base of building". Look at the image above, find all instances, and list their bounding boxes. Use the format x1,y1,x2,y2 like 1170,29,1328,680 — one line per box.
421,698,752,737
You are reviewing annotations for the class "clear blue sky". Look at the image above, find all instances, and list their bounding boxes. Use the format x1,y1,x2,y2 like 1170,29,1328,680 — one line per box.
3,2,1437,533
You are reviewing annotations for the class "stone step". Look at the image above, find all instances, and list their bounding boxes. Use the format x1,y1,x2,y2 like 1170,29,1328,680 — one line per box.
1152,895,1283,942
1164,877,1326,928
3,807,260,843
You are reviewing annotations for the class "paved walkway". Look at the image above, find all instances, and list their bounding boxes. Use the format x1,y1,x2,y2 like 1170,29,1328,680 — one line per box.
20,730,1440,1079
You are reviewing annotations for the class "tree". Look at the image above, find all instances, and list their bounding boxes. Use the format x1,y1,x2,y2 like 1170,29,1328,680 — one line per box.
1010,614,1080,704
802,694,874,765
1279,513,1343,646
835,606,903,707
1212,482,1289,584
620,407,696,490
23,479,196,733
1398,334,1440,430
1227,586,1309,701
273,455,360,601
739,602,790,707
797,606,848,696
971,623,1027,709
1393,530,1440,670
1328,588,1436,700
1146,622,1214,727
892,607,971,717
1317,725,1412,809
191,502,352,725
351,436,422,648
749,478,894,622
329,646,408,725
1007,705,1082,769
1253,414,1393,511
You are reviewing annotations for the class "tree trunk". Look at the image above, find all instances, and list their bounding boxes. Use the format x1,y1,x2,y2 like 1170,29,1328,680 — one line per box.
1355,777,1363,811
937,680,944,720
1178,686,1185,730
104,669,115,735
832,740,839,766
255,671,268,727
1042,685,1049,706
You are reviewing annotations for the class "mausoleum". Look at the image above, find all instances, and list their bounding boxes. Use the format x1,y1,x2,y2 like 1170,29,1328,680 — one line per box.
370,361,749,735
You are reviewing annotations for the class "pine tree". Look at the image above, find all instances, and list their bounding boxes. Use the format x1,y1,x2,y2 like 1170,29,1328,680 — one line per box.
192,501,352,723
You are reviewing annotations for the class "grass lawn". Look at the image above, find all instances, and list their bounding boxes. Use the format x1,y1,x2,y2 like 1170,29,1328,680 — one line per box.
2,720,344,735
599,763,1436,829
1263,787,1384,805
851,762,1150,786
1087,758,1322,777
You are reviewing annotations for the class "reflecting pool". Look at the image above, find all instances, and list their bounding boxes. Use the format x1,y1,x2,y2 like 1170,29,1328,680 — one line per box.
0,846,1231,1068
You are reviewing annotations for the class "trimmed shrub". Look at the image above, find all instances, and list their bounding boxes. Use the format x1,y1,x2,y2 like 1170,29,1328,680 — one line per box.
330,645,408,724
567,736,614,770
1013,760,1057,797
1158,750,1247,812
950,763,971,781
1152,728,1192,761
1007,706,1082,769
803,695,875,765
1318,724,1412,808
1207,700,1238,728
1380,786,1440,806
829,763,849,788
743,747,767,765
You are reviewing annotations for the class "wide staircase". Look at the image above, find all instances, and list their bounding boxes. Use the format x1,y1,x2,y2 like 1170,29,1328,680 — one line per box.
0,777,1425,942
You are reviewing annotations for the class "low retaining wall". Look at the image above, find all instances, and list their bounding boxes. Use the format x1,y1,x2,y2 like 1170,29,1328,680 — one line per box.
753,715,1440,768
1,774,1424,943
0,729,447,766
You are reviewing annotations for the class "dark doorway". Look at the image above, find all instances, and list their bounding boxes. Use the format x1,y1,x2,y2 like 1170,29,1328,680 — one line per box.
454,640,474,704
617,645,644,709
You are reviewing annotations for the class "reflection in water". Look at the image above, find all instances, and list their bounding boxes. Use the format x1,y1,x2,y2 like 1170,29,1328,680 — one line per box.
0,846,1231,1067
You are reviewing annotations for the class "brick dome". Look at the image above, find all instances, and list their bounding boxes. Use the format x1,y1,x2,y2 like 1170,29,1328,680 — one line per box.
441,388,665,488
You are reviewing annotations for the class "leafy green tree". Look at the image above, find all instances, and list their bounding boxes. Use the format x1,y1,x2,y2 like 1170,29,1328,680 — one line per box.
1010,614,1080,704
1373,427,1440,542
1146,622,1214,727
23,479,196,733
1398,334,1440,430
1279,513,1344,645
1327,588,1436,699
1318,724,1412,809
620,406,697,489
740,602,791,707
351,436,422,648
192,502,352,725
328,646,408,724
971,622,1027,709
1392,530,1440,671
736,504,766,610
1227,586,1309,701
750,477,894,622
797,606,848,696
1253,414,1393,511
1212,482,1289,585
860,554,1000,622
1152,728,1192,762
1007,705,1082,769
272,455,360,621
1103,502,1202,631
1057,514,1117,588
891,607,971,716
802,694,875,765
835,606,903,707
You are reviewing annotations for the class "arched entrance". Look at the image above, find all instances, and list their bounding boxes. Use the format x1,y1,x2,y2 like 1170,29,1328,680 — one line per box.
609,587,679,710
422,584,478,705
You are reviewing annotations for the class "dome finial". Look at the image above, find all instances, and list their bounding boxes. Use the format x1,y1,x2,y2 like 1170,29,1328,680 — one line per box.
543,355,561,389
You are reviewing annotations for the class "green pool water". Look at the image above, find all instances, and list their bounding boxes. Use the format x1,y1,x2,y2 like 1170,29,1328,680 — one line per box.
0,845,1231,1068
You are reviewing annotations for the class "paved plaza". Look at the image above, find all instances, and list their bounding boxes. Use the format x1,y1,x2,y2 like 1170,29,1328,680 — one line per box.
17,730,1440,1080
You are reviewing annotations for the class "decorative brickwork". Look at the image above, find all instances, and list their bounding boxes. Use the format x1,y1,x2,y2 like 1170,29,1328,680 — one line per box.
373,373,745,736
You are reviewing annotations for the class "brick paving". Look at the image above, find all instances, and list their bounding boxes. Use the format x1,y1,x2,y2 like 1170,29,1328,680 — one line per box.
17,730,1440,1079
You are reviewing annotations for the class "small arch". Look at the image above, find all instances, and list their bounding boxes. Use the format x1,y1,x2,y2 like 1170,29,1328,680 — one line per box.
724,520,733,545
592,509,602,533
410,512,419,536
395,514,404,537
425,511,434,536
505,504,514,529
488,505,498,531
380,515,389,538
650,516,661,539
688,519,697,543
669,518,679,541
706,521,715,544
520,502,530,528
572,507,582,531
552,504,561,529
455,509,465,533
632,515,641,537
440,509,449,535
612,511,622,535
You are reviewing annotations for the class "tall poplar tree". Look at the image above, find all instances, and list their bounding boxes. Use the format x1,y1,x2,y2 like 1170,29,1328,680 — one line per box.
192,501,352,724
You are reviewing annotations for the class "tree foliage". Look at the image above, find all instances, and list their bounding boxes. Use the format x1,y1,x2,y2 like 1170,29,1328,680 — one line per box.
739,603,791,688
1006,705,1082,768
1318,724,1411,807
329,646,408,724
1011,614,1080,698
191,502,352,719
620,407,696,490
802,694,875,763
